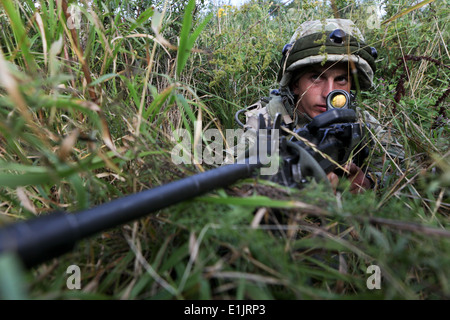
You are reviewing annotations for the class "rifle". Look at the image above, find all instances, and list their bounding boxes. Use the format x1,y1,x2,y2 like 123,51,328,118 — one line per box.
0,90,370,269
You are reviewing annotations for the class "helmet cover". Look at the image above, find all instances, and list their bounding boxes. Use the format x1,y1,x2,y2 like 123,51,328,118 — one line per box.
278,19,376,90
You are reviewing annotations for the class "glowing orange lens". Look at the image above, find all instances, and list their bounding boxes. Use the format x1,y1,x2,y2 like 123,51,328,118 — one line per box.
331,94,347,108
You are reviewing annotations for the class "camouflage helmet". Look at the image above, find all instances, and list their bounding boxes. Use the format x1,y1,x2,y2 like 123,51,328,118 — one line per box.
278,19,377,90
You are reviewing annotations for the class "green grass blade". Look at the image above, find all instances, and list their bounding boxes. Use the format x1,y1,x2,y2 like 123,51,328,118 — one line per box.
130,6,154,31
382,0,436,25
144,85,175,121
176,0,195,78
0,253,28,300
1,0,38,73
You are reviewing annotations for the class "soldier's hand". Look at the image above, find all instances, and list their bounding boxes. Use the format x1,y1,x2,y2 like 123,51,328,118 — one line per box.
344,162,372,194
327,163,372,194
327,171,339,194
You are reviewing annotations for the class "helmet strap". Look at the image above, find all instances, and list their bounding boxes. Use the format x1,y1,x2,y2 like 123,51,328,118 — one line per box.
279,87,298,128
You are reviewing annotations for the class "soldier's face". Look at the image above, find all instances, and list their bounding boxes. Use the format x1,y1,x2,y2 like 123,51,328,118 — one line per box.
292,64,351,118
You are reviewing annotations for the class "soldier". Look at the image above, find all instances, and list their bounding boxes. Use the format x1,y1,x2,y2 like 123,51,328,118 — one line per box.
241,19,382,193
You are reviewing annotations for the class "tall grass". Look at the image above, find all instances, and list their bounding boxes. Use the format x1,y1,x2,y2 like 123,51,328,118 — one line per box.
0,0,448,300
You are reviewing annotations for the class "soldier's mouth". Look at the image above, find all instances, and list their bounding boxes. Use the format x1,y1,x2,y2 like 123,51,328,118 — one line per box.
315,105,327,112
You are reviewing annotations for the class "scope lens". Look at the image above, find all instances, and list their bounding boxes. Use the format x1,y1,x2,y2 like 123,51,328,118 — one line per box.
331,93,347,108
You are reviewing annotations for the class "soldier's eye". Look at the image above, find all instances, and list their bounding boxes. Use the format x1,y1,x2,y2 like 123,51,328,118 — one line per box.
336,76,348,83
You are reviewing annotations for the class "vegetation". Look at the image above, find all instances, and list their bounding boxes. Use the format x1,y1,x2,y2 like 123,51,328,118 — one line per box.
0,0,448,300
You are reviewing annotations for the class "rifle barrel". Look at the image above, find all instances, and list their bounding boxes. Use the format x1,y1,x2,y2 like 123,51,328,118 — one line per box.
0,162,260,268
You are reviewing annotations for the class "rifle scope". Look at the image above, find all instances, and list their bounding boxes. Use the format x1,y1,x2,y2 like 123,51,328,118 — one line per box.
326,90,351,110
